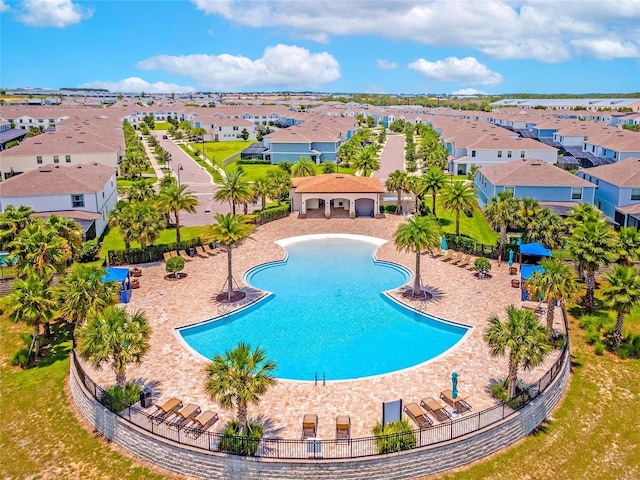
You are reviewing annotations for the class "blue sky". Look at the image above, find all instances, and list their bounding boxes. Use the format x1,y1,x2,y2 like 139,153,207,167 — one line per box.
1,0,639,95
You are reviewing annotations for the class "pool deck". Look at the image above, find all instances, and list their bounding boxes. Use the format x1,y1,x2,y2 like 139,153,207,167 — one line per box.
82,214,564,440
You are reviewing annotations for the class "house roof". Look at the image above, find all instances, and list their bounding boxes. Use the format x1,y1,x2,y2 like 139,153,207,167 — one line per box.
479,158,592,187
581,157,640,187
291,174,384,193
0,163,115,197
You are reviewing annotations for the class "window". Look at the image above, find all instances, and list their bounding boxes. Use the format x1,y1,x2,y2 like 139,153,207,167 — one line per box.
233,126,239,131
471,150,476,158
65,155,71,163
53,155,59,164
36,155,42,164
71,194,84,207
507,150,512,158
520,150,525,158
497,150,502,158
572,188,582,200
631,189,640,201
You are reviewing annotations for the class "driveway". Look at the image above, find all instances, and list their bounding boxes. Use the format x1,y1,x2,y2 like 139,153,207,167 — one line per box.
373,134,406,180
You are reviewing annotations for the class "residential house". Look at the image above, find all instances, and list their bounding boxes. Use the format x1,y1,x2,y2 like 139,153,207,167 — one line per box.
583,130,640,163
0,163,118,239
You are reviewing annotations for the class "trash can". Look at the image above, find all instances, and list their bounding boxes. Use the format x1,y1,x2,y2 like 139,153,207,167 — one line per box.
140,388,153,408
188,247,196,257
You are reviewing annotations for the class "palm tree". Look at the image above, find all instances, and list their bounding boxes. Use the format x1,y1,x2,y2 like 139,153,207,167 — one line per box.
215,169,252,214
601,265,640,350
515,197,542,234
202,213,255,302
130,201,165,250
568,218,619,312
252,178,273,211
108,202,137,250
484,305,550,400
10,220,70,279
440,180,477,236
422,167,448,217
394,215,442,297
352,147,381,177
4,273,57,359
337,141,357,167
385,170,407,214
0,204,34,249
522,207,566,249
266,168,291,206
156,184,199,244
291,158,317,177
47,215,83,263
126,180,156,203
77,306,151,388
565,203,601,233
524,258,580,338
617,227,640,266
54,264,119,341
204,342,277,434
483,190,519,250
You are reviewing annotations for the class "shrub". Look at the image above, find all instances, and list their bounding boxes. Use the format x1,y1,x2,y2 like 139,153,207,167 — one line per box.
593,342,605,356
321,162,336,174
474,257,492,278
78,238,100,263
585,329,601,345
218,420,264,456
372,419,416,454
490,380,509,402
165,256,185,278
10,348,32,369
100,382,141,413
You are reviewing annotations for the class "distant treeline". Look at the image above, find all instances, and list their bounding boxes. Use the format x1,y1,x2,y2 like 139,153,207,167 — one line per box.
59,87,109,92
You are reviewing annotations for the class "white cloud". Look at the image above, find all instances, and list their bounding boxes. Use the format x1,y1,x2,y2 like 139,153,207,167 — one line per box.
16,0,92,28
191,0,640,62
452,88,487,96
136,44,340,90
0,1,10,13
376,59,398,70
78,77,196,94
571,38,639,60
409,57,503,87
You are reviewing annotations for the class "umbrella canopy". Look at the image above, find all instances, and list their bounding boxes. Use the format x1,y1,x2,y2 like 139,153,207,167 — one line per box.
441,236,448,250
508,249,514,266
452,371,459,399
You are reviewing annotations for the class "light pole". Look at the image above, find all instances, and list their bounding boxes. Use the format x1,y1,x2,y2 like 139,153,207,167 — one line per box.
201,138,205,160
178,164,183,187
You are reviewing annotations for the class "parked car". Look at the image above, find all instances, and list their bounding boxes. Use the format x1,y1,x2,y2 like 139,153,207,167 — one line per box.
162,134,168,139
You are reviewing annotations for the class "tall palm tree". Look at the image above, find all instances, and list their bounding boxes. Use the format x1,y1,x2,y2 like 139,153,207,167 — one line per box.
522,207,566,249
601,265,640,350
4,273,57,359
202,213,255,302
394,215,442,296
54,264,119,340
252,177,273,210
130,201,165,250
0,204,34,249
524,258,580,338
617,227,640,266
215,169,252,214
10,220,70,280
565,203,601,233
204,342,277,434
421,167,448,217
125,180,156,203
352,147,381,177
108,202,137,250
47,215,83,263
483,190,519,250
291,158,317,177
440,180,477,236
484,305,550,400
77,306,151,388
266,168,291,207
337,141,357,168
385,170,407,214
568,218,619,312
156,184,199,244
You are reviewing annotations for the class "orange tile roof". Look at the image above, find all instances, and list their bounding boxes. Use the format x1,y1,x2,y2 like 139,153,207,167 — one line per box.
291,174,383,193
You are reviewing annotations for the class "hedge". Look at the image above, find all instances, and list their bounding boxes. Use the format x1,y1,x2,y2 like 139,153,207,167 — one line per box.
107,238,204,266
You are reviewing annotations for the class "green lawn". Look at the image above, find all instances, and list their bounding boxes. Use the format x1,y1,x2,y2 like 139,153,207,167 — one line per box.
100,226,206,258
189,140,254,167
231,164,356,182
116,177,157,187
153,121,172,130
433,196,498,245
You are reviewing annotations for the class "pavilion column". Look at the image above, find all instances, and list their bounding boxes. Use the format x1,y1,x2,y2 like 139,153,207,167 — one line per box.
349,199,355,217
301,198,307,219
324,197,331,219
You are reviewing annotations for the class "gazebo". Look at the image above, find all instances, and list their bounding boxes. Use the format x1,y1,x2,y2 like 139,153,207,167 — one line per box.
102,267,132,304
519,243,552,301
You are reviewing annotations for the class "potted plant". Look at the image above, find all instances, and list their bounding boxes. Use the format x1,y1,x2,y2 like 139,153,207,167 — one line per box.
165,255,186,279
474,257,492,279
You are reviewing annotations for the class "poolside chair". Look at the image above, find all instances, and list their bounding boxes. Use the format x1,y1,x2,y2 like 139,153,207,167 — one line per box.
336,415,351,440
451,253,468,266
439,250,455,262
420,397,452,423
195,246,209,258
456,255,472,268
172,403,201,427
203,244,218,256
302,414,318,440
431,248,446,258
444,251,462,263
403,402,433,429
163,251,177,262
178,250,193,261
186,410,219,438
440,390,472,414
466,260,477,271
151,397,183,422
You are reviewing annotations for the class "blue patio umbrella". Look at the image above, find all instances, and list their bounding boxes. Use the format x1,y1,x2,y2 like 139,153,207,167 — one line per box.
508,249,514,267
452,371,459,399
441,236,448,251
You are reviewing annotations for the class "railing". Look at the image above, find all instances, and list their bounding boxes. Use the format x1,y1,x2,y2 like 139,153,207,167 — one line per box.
71,340,568,460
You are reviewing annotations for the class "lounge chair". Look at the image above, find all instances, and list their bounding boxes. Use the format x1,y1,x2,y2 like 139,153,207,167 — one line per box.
444,251,462,263
456,255,472,268
440,390,472,413
439,250,454,262
302,414,318,440
172,403,201,427
466,260,477,271
431,248,446,258
203,244,218,256
451,253,468,265
151,397,182,422
336,415,351,440
163,251,177,262
403,402,433,429
178,250,193,261
420,397,452,422
186,410,219,437
195,246,209,258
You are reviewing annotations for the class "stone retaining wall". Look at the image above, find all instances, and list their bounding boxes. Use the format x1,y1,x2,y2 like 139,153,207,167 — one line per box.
70,351,569,480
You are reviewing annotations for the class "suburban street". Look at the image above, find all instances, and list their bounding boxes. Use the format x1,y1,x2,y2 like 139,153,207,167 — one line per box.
373,133,405,180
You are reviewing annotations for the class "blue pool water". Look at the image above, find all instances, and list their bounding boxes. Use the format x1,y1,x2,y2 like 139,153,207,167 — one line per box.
178,237,468,381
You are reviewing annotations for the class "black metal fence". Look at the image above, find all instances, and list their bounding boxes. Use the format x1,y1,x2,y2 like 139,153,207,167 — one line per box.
72,342,568,460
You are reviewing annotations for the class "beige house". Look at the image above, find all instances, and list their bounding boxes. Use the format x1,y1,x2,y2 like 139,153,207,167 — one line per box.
290,174,383,218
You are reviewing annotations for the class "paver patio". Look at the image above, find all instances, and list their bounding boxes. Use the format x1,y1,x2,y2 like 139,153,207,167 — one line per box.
81,214,563,440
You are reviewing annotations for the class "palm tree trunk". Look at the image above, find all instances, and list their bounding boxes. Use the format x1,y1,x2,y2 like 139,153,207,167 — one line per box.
584,270,596,313
546,303,556,339
231,202,236,215
261,196,266,210
32,322,40,358
237,402,248,433
455,211,460,236
432,193,437,217
175,211,181,244
507,357,519,400
499,225,507,249
413,250,421,296
613,311,625,350
227,246,233,302
115,369,126,389
396,191,401,214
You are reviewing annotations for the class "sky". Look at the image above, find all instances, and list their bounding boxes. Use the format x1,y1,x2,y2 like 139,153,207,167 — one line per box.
1,0,639,95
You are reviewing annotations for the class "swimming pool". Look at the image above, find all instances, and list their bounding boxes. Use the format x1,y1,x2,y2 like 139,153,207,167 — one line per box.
178,235,469,381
